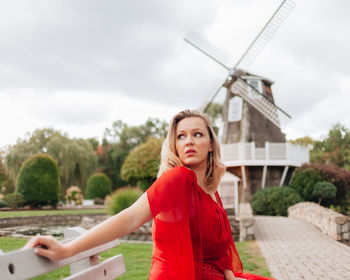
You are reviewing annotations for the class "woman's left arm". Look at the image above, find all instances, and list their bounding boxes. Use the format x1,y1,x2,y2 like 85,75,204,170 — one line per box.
24,192,152,261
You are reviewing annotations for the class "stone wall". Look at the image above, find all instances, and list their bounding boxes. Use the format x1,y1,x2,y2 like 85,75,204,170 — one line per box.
238,202,254,241
84,214,241,242
0,212,241,242
0,214,108,229
228,215,240,241
288,202,350,242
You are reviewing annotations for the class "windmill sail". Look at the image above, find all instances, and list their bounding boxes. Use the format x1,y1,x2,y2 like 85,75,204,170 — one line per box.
231,78,280,127
184,32,232,70
234,0,296,68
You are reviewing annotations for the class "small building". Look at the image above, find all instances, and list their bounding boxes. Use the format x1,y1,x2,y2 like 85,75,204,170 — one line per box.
218,172,240,215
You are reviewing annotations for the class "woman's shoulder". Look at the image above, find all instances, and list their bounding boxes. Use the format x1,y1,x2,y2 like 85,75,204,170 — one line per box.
161,166,194,181
148,166,195,199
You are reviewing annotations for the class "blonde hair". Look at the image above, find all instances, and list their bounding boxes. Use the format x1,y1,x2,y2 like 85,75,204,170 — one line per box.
158,109,226,191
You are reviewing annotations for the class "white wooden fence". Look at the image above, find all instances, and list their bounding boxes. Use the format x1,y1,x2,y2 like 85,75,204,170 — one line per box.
0,227,126,280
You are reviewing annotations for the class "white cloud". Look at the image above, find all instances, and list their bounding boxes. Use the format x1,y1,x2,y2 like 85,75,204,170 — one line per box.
1,0,350,147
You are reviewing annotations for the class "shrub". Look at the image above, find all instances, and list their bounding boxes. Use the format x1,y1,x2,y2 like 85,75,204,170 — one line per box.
3,193,25,209
252,186,302,216
16,154,60,208
313,181,337,205
1,180,15,194
65,186,84,206
107,186,143,215
86,173,112,199
290,163,350,208
121,138,162,190
313,163,350,204
0,199,8,208
289,165,322,202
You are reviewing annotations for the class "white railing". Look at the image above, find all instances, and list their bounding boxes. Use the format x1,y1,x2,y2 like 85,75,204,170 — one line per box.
0,227,126,280
221,142,309,167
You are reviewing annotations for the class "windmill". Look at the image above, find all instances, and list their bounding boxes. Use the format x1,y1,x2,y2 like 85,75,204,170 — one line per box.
185,0,309,203
185,0,294,145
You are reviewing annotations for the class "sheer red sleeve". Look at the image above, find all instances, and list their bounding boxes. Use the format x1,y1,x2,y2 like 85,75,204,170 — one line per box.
147,166,198,279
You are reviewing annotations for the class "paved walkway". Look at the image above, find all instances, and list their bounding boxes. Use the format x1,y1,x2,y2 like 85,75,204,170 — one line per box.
254,216,350,280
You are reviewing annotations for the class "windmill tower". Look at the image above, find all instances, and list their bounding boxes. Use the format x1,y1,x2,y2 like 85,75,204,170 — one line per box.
185,0,309,204
221,69,286,146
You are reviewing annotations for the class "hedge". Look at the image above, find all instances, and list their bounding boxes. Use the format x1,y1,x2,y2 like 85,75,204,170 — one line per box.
16,154,60,208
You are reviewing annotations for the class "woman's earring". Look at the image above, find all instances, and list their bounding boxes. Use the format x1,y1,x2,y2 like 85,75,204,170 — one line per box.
209,152,213,167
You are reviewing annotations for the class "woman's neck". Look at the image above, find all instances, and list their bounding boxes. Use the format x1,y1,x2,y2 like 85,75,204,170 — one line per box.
190,164,213,194
193,168,205,186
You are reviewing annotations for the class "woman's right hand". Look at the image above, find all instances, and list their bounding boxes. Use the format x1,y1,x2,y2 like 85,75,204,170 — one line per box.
23,234,70,261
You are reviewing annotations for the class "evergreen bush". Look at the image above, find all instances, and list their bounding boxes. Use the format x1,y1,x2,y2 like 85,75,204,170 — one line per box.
288,165,322,202
86,173,112,199
312,181,337,205
252,186,302,216
3,193,25,209
16,154,60,208
107,186,143,215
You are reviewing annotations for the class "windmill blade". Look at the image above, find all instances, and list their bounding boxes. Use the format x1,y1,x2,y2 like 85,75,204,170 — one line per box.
234,0,295,69
244,78,292,119
184,32,232,71
231,78,283,128
203,77,228,113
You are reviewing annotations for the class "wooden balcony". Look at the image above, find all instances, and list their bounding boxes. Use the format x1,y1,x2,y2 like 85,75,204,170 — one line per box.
221,142,309,167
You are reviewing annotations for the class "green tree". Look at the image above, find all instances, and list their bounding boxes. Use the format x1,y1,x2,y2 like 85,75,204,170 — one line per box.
312,181,337,205
0,149,6,186
121,138,162,190
200,102,223,135
16,154,60,208
87,137,99,151
5,128,97,193
97,143,129,190
86,173,112,199
100,118,167,190
289,136,314,147
311,123,350,171
103,118,167,150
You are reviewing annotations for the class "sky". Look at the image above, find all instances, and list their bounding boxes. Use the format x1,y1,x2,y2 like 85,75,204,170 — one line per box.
1,0,350,148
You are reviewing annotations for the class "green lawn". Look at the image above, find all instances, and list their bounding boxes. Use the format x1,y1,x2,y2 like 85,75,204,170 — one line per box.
0,209,107,218
0,237,271,279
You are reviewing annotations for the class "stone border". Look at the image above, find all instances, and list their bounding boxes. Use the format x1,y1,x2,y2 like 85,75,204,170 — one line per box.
0,212,241,242
288,202,350,242
238,202,255,241
0,214,108,229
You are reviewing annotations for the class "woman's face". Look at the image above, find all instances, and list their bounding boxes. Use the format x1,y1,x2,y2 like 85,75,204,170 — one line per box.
175,117,212,171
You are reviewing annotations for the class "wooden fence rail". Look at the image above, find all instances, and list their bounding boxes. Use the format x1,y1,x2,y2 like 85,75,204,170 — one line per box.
0,227,126,280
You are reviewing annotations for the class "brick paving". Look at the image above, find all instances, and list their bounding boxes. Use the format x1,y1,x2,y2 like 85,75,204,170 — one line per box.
253,216,350,280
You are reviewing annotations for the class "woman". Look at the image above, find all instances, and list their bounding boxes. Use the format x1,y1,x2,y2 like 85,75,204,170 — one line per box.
25,109,274,280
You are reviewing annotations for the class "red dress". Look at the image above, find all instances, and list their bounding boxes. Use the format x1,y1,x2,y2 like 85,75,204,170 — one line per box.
147,166,274,280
